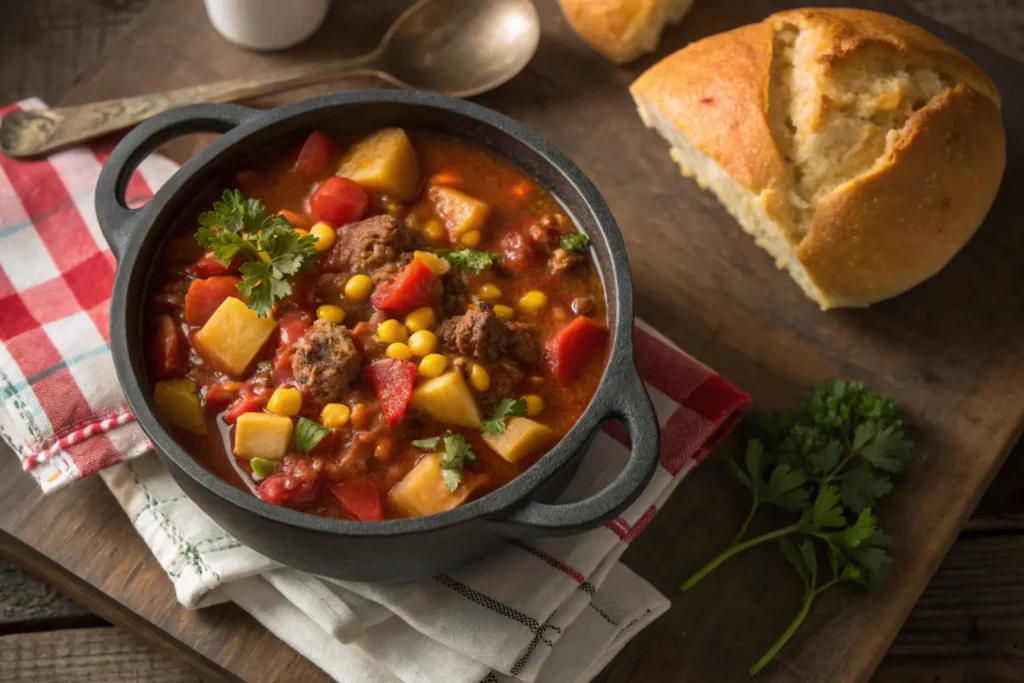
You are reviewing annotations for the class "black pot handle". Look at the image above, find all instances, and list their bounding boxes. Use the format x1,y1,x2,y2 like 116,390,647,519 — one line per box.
95,103,257,260
493,363,660,536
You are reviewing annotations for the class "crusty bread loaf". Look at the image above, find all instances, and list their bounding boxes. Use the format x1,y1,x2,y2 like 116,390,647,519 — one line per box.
558,0,695,64
630,8,1006,309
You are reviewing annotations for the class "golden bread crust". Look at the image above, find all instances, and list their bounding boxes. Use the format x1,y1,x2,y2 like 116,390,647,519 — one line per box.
558,0,690,64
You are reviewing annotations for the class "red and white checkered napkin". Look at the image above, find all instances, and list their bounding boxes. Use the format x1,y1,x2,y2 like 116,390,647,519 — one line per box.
0,98,750,683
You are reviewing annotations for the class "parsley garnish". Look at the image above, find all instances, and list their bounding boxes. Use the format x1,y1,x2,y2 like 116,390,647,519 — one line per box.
438,432,476,492
682,379,911,675
196,189,319,317
481,398,527,436
293,417,329,453
435,248,499,275
560,233,590,252
411,437,440,450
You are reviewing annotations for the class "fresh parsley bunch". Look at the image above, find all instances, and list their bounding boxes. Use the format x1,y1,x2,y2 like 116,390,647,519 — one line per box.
680,379,912,675
196,189,320,317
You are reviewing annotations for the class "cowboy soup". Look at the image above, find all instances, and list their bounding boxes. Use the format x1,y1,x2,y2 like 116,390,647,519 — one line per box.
146,128,609,521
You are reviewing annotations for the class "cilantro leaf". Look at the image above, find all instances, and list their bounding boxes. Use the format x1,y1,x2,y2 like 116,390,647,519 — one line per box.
846,529,893,587
809,485,846,530
481,398,528,436
293,417,328,453
237,261,293,319
438,433,476,492
839,465,893,513
560,233,590,253
412,437,440,450
762,464,809,511
840,508,877,549
858,424,911,474
807,440,842,475
436,248,499,275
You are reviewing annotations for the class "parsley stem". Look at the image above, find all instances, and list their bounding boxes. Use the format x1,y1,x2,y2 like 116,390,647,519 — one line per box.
680,523,802,592
823,449,857,483
732,500,760,545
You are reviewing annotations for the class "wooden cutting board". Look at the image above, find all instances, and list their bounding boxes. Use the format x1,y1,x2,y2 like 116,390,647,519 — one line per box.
0,1,1021,682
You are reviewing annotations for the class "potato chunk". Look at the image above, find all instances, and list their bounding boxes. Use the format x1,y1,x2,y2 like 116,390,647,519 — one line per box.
234,413,293,461
410,371,481,428
482,417,554,463
388,454,486,517
428,186,491,239
338,128,419,200
153,379,206,435
194,297,277,377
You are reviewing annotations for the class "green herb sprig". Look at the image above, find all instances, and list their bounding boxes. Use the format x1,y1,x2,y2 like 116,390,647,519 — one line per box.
412,432,477,492
481,398,527,436
560,233,590,253
196,189,320,317
680,379,911,675
435,248,499,275
293,417,329,453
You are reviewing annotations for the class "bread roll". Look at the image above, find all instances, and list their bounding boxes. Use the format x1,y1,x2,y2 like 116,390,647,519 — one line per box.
630,8,1006,309
558,0,695,64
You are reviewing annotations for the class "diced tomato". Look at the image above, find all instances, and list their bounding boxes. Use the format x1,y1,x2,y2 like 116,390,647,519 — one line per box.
294,130,340,178
187,251,243,278
269,311,313,385
204,381,241,413
257,456,320,508
364,358,417,427
350,321,373,354
223,380,273,424
545,316,609,384
500,229,534,272
277,209,312,230
308,177,368,226
370,259,438,313
331,478,383,521
184,276,241,327
149,314,187,379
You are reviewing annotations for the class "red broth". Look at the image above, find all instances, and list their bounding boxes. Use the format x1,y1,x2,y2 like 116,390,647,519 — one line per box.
146,128,610,521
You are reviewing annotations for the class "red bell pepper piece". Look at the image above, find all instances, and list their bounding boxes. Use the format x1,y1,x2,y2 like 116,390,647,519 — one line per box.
270,311,313,385
308,176,368,226
187,250,244,278
149,314,187,380
545,316,608,385
364,358,417,427
223,380,273,424
294,130,340,178
370,258,438,313
203,381,241,414
184,276,241,327
331,478,384,521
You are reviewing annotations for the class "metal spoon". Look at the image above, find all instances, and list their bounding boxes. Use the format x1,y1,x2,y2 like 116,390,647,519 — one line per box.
0,0,540,159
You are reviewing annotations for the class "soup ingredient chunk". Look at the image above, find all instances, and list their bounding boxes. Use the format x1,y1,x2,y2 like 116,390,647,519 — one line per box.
436,303,539,365
322,215,418,275
184,275,240,326
153,379,206,435
411,370,481,428
388,452,487,516
234,412,294,461
331,478,383,521
370,257,439,313
364,357,417,426
309,177,369,226
295,130,340,178
482,417,555,463
338,128,420,201
428,186,491,240
149,314,188,380
257,456,320,507
194,297,278,377
545,316,608,384
291,319,362,404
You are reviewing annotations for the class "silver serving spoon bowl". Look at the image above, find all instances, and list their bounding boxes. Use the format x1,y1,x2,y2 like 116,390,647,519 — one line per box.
0,0,541,158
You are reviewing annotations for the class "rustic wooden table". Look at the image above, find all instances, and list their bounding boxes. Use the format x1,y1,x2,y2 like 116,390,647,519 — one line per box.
0,1,1022,682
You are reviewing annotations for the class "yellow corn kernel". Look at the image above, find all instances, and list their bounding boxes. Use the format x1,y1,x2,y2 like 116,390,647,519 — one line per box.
493,304,515,320
413,250,451,276
404,306,436,333
518,290,548,314
459,230,482,248
476,283,502,303
523,394,544,417
408,330,437,356
321,403,351,429
343,274,373,302
386,342,413,361
469,364,491,392
266,387,302,417
424,218,446,242
293,228,310,238
310,222,336,252
316,305,345,324
377,319,408,344
418,353,448,378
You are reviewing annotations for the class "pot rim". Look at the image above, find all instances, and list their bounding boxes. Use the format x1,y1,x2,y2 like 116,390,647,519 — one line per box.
105,90,642,537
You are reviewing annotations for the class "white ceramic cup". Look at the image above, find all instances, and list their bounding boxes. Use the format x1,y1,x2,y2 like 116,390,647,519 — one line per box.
203,0,331,51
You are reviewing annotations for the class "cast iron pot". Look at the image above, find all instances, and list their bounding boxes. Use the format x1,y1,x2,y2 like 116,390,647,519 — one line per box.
96,90,659,582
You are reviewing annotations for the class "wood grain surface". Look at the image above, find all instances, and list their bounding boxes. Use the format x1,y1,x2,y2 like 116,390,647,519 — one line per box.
0,1,1022,682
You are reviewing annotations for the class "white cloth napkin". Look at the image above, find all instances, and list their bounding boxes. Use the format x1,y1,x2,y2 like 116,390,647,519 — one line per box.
1,97,750,683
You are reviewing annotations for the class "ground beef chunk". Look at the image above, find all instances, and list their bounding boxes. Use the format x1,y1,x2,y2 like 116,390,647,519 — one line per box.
436,303,540,366
527,215,562,255
322,215,420,275
477,361,524,409
291,320,362,404
549,247,585,276
440,276,469,317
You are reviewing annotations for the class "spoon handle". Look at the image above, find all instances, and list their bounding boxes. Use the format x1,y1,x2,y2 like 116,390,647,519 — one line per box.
0,54,379,159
